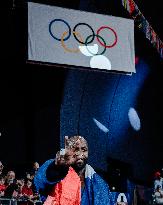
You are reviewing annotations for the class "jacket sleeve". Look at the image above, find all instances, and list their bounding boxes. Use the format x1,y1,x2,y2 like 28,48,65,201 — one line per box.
34,159,69,196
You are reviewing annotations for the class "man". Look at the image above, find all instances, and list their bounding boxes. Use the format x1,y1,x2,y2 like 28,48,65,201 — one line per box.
34,135,114,205
154,172,163,190
154,185,163,204
33,162,40,174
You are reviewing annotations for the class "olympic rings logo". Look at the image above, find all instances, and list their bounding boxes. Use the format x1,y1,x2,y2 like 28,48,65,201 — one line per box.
49,19,118,55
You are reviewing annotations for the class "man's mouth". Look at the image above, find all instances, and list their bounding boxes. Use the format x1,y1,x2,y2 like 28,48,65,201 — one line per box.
76,159,86,167
76,159,84,163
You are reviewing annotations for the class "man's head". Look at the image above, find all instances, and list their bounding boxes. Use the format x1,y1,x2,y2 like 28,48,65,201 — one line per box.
0,176,5,185
155,171,161,179
33,162,39,171
65,135,88,172
7,171,15,178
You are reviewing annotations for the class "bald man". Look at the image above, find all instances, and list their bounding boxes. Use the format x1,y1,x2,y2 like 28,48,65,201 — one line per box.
34,135,113,205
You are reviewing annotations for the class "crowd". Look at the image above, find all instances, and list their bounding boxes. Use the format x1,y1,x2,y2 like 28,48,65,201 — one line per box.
153,170,163,204
0,161,41,205
0,152,162,205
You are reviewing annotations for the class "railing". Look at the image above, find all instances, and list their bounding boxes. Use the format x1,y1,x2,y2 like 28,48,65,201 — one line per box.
0,198,42,205
0,198,17,205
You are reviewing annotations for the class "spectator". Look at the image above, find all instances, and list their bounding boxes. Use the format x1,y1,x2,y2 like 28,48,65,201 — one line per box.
0,175,6,197
4,171,18,199
16,178,25,198
154,172,163,190
32,162,39,175
21,179,40,205
4,181,19,199
5,171,16,186
26,162,39,182
154,185,163,204
22,179,33,199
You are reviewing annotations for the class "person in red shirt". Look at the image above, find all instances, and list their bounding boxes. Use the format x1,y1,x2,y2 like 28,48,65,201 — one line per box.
0,176,6,197
22,179,33,199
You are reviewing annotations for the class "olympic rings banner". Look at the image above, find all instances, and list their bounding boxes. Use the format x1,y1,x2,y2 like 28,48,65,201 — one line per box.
28,2,135,73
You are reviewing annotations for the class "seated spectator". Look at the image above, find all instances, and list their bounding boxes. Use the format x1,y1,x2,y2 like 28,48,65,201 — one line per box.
32,162,39,175
20,179,40,205
4,181,19,199
154,185,163,204
0,175,6,197
16,178,25,198
5,171,16,186
22,179,33,199
154,171,163,190
26,162,40,181
4,171,22,199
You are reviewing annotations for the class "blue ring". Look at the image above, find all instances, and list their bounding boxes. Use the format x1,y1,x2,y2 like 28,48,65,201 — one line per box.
49,19,71,41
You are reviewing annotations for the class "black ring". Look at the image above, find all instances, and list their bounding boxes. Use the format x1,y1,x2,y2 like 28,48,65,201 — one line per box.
73,23,95,45
85,34,107,55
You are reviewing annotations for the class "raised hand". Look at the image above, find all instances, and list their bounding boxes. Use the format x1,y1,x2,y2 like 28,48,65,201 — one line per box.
55,136,76,166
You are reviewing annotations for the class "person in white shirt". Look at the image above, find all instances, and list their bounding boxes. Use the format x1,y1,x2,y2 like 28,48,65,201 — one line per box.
154,185,163,204
154,172,163,190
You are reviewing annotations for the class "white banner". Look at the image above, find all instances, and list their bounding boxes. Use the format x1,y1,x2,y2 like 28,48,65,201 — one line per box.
28,2,135,73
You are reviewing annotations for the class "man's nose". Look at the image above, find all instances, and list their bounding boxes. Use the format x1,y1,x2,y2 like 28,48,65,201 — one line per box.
76,151,84,158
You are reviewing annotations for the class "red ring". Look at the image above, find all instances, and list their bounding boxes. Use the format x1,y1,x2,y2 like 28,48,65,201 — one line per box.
97,26,118,48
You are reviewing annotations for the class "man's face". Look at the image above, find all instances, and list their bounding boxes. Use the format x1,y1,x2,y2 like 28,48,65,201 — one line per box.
7,171,15,180
0,178,5,185
65,136,88,171
70,138,88,171
33,162,39,170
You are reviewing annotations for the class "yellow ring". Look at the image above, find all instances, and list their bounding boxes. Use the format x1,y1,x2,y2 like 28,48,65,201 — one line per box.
61,31,83,53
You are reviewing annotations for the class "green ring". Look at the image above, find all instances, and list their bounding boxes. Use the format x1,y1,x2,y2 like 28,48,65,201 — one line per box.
85,34,107,55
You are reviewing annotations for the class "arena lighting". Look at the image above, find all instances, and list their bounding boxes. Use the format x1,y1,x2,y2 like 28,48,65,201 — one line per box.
128,107,141,131
93,118,109,133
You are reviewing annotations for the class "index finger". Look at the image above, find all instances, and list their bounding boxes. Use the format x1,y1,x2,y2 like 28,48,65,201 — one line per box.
64,136,69,149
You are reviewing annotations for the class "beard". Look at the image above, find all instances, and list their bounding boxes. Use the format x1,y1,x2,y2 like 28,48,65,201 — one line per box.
71,158,87,173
